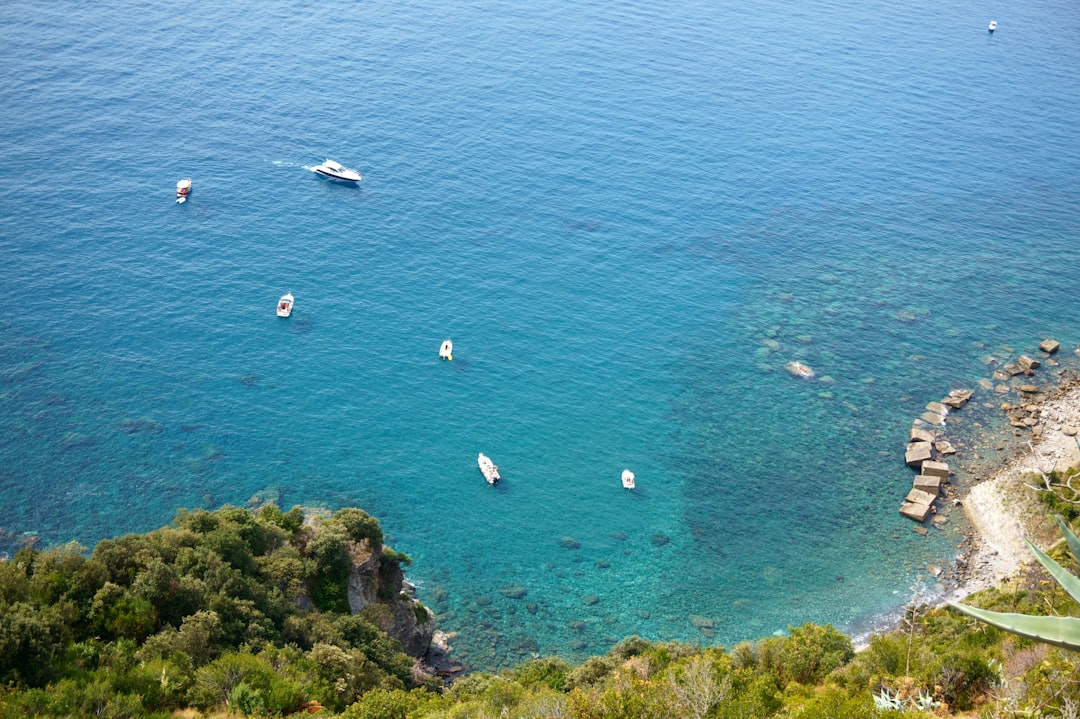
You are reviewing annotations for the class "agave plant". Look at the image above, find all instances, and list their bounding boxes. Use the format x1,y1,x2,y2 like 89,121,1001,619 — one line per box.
948,516,1080,652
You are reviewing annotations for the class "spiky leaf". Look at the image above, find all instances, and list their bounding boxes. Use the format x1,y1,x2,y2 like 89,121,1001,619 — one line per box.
1056,515,1080,565
1026,537,1080,605
946,602,1080,652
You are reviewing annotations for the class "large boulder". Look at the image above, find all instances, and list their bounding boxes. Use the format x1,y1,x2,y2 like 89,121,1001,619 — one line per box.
1017,355,1040,372
905,442,933,467
1039,338,1060,354
913,474,942,496
909,427,936,444
924,401,949,417
899,501,933,522
934,439,956,455
942,389,973,409
921,460,950,479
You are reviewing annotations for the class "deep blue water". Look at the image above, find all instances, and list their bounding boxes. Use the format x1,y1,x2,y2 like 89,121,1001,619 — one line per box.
3,0,1080,669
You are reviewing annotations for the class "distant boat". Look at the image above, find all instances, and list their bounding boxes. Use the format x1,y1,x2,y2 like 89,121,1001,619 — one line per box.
439,339,453,360
312,159,362,182
621,469,636,490
478,453,501,485
276,293,294,318
176,178,192,203
988,20,997,32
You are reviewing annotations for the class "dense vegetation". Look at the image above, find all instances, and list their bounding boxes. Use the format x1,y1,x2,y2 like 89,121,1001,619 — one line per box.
1,504,1078,718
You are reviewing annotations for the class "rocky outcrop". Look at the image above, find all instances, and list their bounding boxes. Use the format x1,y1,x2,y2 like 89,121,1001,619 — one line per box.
346,538,435,658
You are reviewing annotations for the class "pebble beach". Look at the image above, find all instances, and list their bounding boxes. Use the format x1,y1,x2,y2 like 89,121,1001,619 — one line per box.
947,372,1080,602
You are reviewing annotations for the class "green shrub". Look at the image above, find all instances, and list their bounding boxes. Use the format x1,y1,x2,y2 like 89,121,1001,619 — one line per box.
341,688,428,719
228,682,265,716
0,602,67,686
510,656,572,691
334,508,384,544
777,623,854,686
564,656,618,690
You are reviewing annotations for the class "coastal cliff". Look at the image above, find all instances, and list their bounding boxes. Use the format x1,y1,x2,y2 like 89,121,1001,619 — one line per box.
345,537,435,658
298,509,435,660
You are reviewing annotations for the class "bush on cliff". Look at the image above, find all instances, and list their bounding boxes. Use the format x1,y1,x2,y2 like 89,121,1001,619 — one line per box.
0,503,424,717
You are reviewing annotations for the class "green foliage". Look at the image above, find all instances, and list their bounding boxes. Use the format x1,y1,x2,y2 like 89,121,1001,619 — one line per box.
509,656,572,691
0,503,431,717
949,517,1080,652
335,507,384,544
228,682,265,716
0,601,67,686
192,648,304,715
777,623,855,685
11,498,1080,719
564,655,618,690
1037,467,1080,522
341,687,442,719
308,521,353,613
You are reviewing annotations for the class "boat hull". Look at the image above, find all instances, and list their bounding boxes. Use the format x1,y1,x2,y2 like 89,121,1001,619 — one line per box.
478,453,501,485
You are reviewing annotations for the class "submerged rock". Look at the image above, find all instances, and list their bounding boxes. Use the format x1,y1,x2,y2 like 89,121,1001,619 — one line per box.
785,361,815,379
559,536,581,550
499,585,528,599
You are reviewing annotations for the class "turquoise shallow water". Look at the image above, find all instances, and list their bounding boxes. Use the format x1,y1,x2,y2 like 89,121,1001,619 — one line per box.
2,0,1080,669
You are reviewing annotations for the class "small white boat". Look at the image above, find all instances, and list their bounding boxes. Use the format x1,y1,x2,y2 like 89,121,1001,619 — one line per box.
312,159,362,182
621,469,636,490
988,20,997,32
276,293,294,318
439,339,453,360
478,453,501,485
176,178,192,203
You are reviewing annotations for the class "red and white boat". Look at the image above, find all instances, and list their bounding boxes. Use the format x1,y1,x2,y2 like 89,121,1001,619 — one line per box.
276,293,294,318
176,178,192,203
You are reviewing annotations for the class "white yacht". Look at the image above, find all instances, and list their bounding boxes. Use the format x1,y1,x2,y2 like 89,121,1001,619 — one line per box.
312,159,362,182
988,20,997,32
439,339,453,360
478,453,501,485
621,469,636,490
276,293,294,318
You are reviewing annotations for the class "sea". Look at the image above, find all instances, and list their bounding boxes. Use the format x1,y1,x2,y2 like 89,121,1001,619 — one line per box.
2,0,1080,671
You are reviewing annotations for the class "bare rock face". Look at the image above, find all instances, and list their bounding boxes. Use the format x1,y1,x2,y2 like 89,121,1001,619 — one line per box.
347,539,382,612
346,539,435,658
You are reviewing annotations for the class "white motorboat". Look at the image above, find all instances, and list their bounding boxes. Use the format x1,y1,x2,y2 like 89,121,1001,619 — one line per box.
478,453,501,485
988,20,997,32
439,339,453,360
312,159,362,182
621,469,636,490
176,178,192,203
276,293,294,318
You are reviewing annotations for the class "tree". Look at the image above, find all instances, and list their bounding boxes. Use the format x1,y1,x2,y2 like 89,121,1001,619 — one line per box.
0,601,67,686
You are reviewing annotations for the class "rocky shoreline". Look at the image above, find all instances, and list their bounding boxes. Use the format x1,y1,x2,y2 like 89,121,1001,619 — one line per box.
939,354,1080,605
